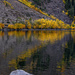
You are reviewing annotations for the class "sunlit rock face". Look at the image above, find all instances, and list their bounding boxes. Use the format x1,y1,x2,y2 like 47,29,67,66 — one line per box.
10,70,33,75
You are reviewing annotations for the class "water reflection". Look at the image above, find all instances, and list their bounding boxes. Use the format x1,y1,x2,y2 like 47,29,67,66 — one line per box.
57,32,75,75
0,31,4,37
0,30,75,75
0,30,69,43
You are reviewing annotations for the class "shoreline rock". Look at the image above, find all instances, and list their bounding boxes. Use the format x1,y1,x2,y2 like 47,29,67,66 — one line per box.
10,70,33,75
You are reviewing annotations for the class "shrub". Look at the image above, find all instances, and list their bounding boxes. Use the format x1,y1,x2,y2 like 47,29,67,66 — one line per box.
32,18,70,29
8,24,14,29
8,23,25,29
25,20,32,29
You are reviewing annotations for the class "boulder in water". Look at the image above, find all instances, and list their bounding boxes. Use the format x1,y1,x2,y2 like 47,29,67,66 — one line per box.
10,70,33,75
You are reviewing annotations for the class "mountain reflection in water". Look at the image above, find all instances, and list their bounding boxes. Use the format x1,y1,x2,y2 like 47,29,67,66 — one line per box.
0,30,75,75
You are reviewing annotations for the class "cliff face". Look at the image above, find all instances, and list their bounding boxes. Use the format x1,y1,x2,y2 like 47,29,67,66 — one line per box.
0,0,49,23
0,0,72,24
30,0,72,24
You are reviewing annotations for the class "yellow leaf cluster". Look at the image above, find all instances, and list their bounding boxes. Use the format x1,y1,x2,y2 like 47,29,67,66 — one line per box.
63,0,66,4
33,18,70,29
25,20,31,29
71,21,75,29
8,23,25,29
8,24,14,29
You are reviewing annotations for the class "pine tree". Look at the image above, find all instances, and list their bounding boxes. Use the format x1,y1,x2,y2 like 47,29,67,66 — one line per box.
74,1,75,16
72,0,74,6
68,0,71,9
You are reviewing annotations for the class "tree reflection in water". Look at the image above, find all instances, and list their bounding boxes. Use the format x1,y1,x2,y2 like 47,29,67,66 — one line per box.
9,45,50,73
57,34,75,75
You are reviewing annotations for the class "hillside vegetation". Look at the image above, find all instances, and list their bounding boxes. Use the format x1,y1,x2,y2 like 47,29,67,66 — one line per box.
0,0,75,29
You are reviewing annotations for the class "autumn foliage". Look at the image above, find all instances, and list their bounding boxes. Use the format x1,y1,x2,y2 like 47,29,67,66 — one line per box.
8,23,25,29
0,18,75,30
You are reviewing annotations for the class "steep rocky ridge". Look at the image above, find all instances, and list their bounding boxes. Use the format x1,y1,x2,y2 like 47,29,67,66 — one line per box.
0,0,50,23
30,0,72,24
0,0,72,24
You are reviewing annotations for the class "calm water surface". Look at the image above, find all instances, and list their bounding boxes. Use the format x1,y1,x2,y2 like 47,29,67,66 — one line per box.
0,30,75,75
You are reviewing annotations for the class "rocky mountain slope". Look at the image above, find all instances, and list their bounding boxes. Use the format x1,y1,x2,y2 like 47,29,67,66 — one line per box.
30,0,72,24
0,0,50,23
0,0,72,24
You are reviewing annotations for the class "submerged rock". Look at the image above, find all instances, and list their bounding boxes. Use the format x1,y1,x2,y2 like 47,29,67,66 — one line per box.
10,70,33,75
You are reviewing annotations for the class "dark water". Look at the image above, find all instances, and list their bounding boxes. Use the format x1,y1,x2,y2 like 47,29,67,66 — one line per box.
0,30,75,75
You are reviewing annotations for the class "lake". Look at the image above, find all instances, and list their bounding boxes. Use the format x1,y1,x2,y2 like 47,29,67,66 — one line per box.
0,30,75,75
